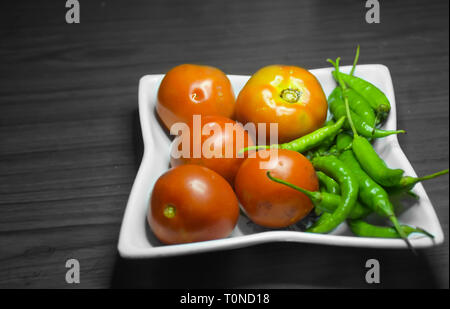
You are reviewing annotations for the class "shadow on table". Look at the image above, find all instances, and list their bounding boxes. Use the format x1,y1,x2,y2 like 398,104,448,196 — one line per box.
131,106,175,168
110,241,440,289
132,109,144,170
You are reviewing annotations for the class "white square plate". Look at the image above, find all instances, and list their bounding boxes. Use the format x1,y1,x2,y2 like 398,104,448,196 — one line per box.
118,64,444,258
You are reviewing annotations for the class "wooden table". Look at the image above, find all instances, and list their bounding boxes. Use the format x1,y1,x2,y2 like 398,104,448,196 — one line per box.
0,0,448,288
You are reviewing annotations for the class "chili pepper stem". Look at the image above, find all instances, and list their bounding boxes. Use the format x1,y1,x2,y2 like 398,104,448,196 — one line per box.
414,227,435,239
349,45,360,76
238,144,273,154
392,169,449,195
371,113,380,136
328,58,359,137
344,97,358,137
347,45,392,127
389,215,416,254
406,190,420,199
266,171,321,203
412,169,449,184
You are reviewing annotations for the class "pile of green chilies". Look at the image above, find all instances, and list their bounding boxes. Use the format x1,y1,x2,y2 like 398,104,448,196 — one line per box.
265,46,448,251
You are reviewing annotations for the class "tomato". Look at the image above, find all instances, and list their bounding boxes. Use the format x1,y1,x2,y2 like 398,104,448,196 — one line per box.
234,149,318,228
148,165,239,244
157,64,236,130
170,115,254,185
235,65,328,144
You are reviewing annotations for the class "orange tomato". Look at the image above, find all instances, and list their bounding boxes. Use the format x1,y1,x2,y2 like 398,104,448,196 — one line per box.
235,65,328,144
157,64,236,130
149,165,239,244
234,149,318,228
170,115,254,185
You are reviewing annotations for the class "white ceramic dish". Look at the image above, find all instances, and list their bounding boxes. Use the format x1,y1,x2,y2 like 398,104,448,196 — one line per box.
118,64,444,258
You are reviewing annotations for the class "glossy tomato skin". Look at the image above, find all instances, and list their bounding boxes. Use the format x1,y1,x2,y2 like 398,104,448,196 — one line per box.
170,115,254,185
235,65,328,144
157,64,235,131
234,149,318,228
149,165,239,244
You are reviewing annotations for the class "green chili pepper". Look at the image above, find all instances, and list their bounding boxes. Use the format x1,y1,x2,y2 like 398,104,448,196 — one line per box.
316,171,340,195
338,149,414,251
330,57,406,187
348,219,434,239
316,169,338,215
343,45,377,126
308,120,341,160
328,48,375,128
386,169,449,196
316,119,338,154
328,86,403,138
267,172,370,220
323,119,336,128
305,155,359,233
336,133,353,152
332,46,391,122
332,68,391,121
343,87,376,126
239,116,346,154
352,136,404,187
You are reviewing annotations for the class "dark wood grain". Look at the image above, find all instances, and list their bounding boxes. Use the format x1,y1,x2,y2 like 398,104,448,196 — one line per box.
0,0,448,289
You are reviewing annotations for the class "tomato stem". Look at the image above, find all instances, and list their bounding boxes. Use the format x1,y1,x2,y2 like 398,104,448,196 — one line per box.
163,204,176,219
280,88,301,103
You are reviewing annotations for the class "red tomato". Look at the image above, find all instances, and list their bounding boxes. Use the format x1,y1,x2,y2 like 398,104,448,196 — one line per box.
235,65,328,144
157,64,236,131
170,115,254,184
234,149,318,228
148,165,239,244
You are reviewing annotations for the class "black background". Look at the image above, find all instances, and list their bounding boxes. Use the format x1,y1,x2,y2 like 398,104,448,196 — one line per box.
0,0,448,288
